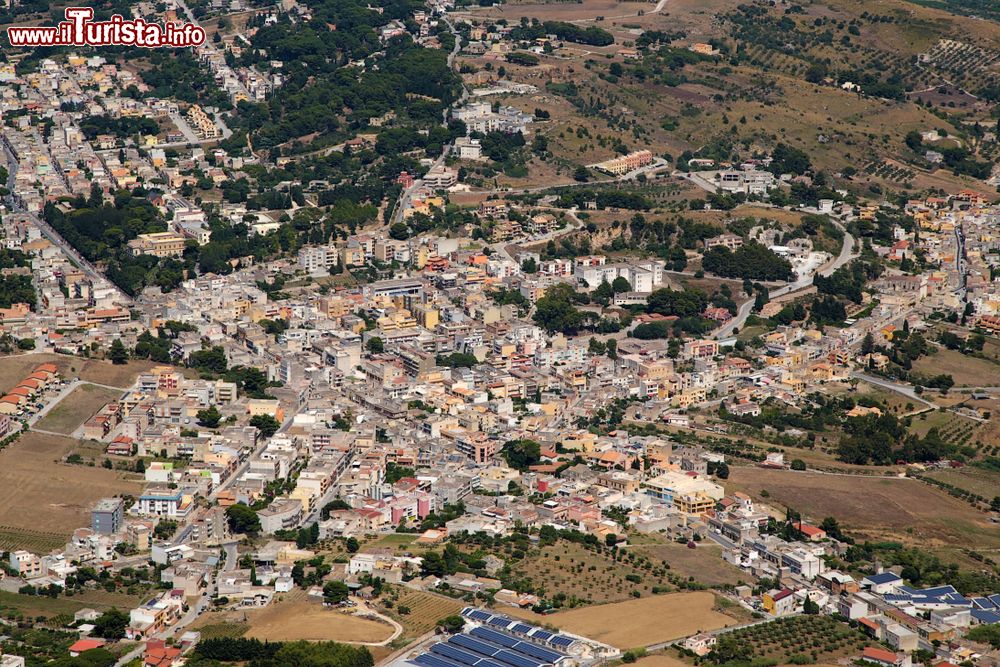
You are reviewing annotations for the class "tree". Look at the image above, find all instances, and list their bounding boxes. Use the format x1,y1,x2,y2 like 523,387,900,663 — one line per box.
389,222,410,240
588,337,607,355
803,595,820,614
861,332,875,355
532,284,588,335
501,439,541,471
92,609,130,640
991,496,1000,513
250,414,280,437
593,280,614,306
366,337,384,354
709,636,752,664
346,537,360,553
573,165,590,182
790,459,806,471
611,276,632,293
323,580,350,604
713,462,730,479
197,405,222,428
967,623,1000,648
225,503,260,535
437,615,465,633
108,339,129,365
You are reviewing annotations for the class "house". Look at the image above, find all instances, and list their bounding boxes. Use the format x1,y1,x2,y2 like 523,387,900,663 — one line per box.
762,588,797,616
144,639,182,667
68,639,107,657
861,647,911,667
682,633,717,656
796,523,827,541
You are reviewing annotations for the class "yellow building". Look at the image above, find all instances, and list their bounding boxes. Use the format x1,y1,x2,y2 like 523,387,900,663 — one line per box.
127,231,186,258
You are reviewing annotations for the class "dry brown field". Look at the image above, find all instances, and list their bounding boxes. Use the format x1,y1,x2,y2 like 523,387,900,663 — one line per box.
631,655,694,667
631,540,746,587
505,592,738,648
0,353,175,391
727,468,1000,549
239,590,395,643
913,349,1000,387
34,384,121,435
0,431,142,548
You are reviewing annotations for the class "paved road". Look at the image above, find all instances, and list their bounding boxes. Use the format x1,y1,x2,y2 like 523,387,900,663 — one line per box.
711,213,858,340
391,17,465,224
173,0,252,103
852,372,937,412
113,539,239,666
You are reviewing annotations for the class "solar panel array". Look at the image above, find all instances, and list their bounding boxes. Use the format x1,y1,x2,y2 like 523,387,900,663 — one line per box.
458,608,577,651
407,610,576,667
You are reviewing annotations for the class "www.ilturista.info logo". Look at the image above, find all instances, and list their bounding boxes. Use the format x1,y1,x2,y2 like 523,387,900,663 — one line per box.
6,7,206,47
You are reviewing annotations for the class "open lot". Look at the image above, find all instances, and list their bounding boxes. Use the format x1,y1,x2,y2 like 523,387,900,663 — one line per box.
0,353,173,391
913,349,1000,387
631,540,746,588
0,431,142,548
506,592,738,649
237,590,395,643
727,468,1000,549
34,383,121,435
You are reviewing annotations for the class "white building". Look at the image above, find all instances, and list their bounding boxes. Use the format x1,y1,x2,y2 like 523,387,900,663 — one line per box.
716,169,776,195
454,137,483,161
299,245,340,273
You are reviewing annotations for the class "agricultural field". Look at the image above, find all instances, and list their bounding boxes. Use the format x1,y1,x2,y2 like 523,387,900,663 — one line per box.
908,409,978,439
506,592,738,649
34,383,121,435
630,538,746,588
727,468,1000,550
0,431,143,548
380,588,464,638
923,466,1000,500
238,590,395,643
508,538,674,606
193,621,251,640
720,616,868,664
0,591,92,619
68,589,147,610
